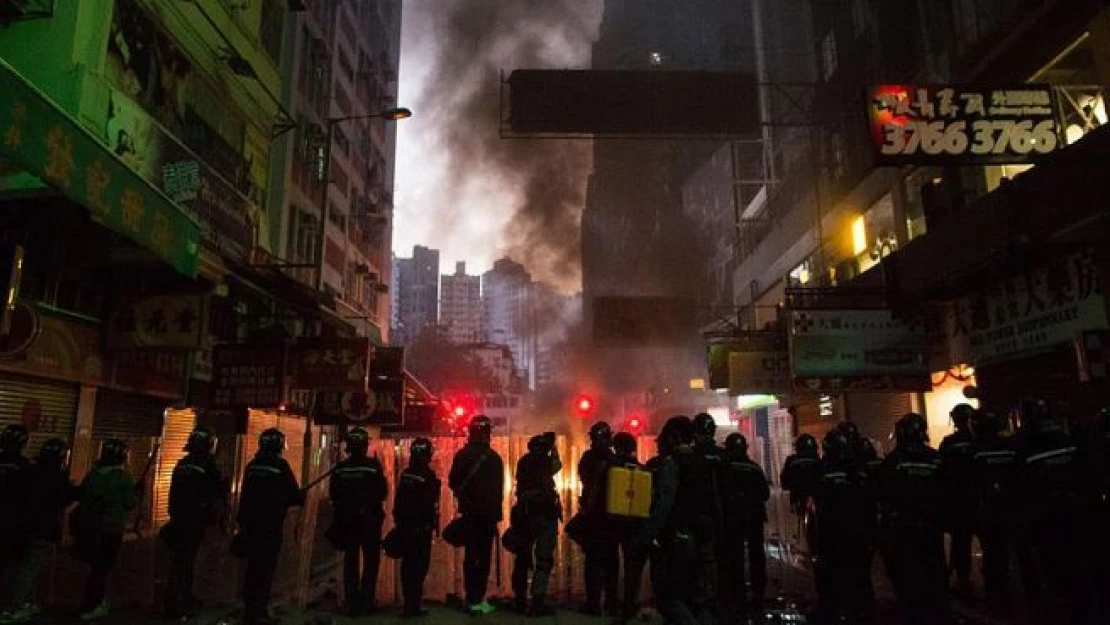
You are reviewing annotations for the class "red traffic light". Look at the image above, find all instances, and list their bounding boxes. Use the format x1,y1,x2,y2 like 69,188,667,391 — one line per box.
453,405,467,418
573,393,596,417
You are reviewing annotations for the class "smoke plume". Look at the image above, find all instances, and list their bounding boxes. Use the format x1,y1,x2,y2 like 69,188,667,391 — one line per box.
398,0,600,292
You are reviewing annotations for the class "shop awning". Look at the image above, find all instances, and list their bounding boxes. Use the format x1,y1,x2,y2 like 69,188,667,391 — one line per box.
0,59,200,277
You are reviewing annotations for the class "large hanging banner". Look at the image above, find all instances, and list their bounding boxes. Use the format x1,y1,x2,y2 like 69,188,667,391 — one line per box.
867,84,1062,165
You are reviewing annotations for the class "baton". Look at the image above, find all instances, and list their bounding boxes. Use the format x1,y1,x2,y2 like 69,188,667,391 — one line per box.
132,442,161,537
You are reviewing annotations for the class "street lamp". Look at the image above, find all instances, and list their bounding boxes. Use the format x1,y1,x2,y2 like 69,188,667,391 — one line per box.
316,107,412,291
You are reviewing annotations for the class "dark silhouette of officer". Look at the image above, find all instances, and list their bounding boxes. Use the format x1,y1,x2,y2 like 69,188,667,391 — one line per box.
578,421,616,615
511,432,561,616
329,427,388,616
939,404,978,599
163,426,223,619
720,433,769,623
394,437,440,618
448,415,504,616
237,429,304,625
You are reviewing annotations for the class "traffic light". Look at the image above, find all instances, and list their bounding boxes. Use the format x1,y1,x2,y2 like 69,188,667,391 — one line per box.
622,411,646,435
573,393,596,418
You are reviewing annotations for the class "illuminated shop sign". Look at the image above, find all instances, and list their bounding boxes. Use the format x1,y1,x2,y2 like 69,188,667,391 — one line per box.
866,85,1062,165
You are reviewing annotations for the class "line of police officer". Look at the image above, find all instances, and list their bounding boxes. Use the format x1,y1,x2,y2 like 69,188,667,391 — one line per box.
781,400,1110,625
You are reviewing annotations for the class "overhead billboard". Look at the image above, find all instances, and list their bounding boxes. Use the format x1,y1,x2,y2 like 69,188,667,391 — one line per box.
867,84,1061,166
508,70,760,136
593,296,697,346
789,309,929,392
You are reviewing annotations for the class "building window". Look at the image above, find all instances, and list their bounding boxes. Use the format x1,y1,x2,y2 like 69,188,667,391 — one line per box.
288,206,319,265
851,0,870,36
260,0,284,62
822,31,838,81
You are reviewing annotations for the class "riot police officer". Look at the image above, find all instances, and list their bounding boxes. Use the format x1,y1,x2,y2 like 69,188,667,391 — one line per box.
511,433,561,616
329,427,388,616
720,433,769,624
448,415,504,616
812,429,873,625
780,434,820,559
692,414,723,620
609,432,647,624
237,428,304,625
394,438,440,618
578,421,616,615
970,410,1019,613
634,416,715,625
163,426,224,619
75,439,138,622
880,414,950,625
1017,398,1085,624
939,404,978,599
1,438,77,624
0,424,31,596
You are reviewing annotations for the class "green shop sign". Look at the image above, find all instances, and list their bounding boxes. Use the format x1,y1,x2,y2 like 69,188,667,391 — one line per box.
0,60,199,277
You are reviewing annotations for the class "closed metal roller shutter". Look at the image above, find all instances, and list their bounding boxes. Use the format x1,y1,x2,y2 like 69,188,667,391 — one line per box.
845,392,913,452
152,408,196,527
0,372,78,454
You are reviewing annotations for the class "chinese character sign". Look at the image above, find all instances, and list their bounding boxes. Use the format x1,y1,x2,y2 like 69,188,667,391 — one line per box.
106,295,206,349
211,346,285,409
945,249,1107,365
867,85,1061,165
292,337,370,391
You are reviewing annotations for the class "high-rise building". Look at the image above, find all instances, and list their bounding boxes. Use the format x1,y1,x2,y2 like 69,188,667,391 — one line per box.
392,245,440,344
269,0,403,344
482,258,533,384
441,261,483,344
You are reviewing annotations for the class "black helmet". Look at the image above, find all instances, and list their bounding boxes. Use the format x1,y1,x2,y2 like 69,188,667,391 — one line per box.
588,421,612,448
527,434,548,454
185,425,218,455
795,433,819,456
258,428,286,455
724,432,748,455
950,404,976,429
837,421,860,443
468,415,492,442
1,424,29,453
100,438,129,466
38,438,70,469
1019,397,1051,425
345,427,370,455
613,432,637,456
822,428,852,462
693,413,716,441
658,415,694,455
858,437,879,462
410,437,433,463
895,413,929,448
976,411,1008,437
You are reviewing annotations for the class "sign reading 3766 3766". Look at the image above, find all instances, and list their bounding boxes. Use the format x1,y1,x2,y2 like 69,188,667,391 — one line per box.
867,85,1062,165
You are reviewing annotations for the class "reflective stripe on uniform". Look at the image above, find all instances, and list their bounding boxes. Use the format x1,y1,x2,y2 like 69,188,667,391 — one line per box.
336,466,380,474
248,465,283,475
1025,446,1078,464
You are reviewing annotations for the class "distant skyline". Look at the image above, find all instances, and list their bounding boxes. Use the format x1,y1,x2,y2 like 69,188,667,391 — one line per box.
392,0,602,293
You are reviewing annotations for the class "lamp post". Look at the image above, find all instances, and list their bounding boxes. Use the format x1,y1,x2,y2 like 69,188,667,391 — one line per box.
316,107,412,292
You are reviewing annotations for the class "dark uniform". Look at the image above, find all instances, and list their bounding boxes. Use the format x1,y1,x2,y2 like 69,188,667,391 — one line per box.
970,412,1020,610
164,427,223,618
448,416,505,614
394,438,440,617
879,414,949,625
637,416,716,625
238,429,304,625
719,433,769,622
329,429,388,616
608,433,647,623
938,405,978,597
0,425,31,579
579,421,616,614
812,429,874,624
780,435,821,559
511,434,561,615
692,414,723,623
1018,406,1084,623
